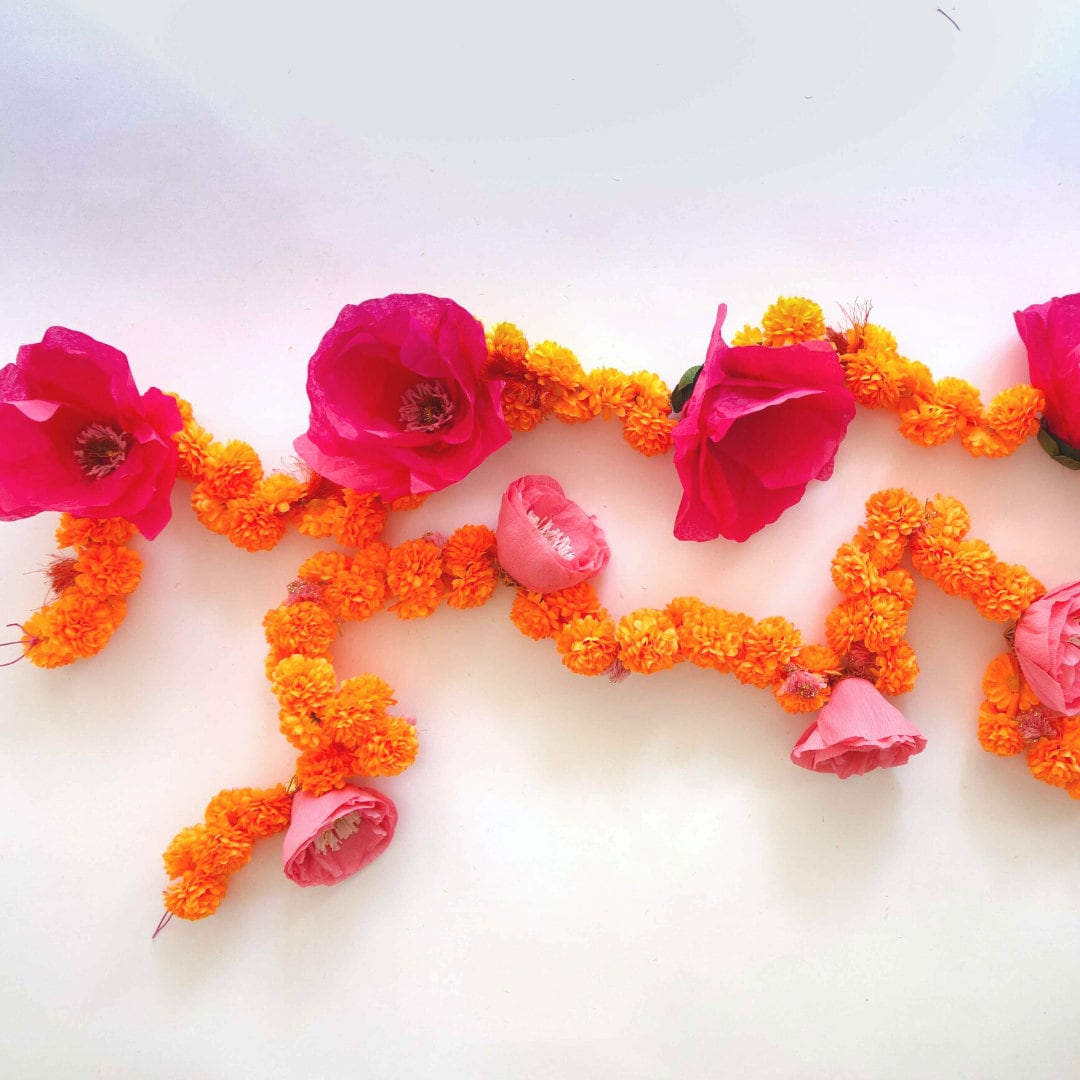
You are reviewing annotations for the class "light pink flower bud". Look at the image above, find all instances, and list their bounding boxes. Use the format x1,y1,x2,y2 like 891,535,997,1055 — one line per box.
1013,580,1080,715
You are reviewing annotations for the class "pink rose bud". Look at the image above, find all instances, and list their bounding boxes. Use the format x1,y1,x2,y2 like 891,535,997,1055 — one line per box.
496,474,610,593
282,786,398,887
1012,580,1080,715
790,677,927,779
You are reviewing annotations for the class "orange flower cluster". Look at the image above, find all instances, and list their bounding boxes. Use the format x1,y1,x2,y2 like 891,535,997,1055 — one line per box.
909,495,1044,622
14,513,141,668
731,299,1044,458
162,785,293,921
485,322,676,457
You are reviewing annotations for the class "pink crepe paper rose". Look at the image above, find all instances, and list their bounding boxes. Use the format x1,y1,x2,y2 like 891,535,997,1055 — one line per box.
1014,292,1080,462
496,474,610,593
282,785,398,887
0,327,182,539
1012,580,1080,715
672,304,856,543
294,294,512,500
790,676,927,779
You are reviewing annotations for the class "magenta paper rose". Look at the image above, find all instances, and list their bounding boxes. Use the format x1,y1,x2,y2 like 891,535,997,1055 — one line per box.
790,677,927,779
496,474,611,593
294,294,512,500
282,785,398,887
0,327,182,539
672,304,856,543
1013,580,1080,715
1014,292,1080,464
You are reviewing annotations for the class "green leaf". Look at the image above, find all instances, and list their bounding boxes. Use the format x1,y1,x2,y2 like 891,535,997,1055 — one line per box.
670,364,703,416
1037,422,1080,470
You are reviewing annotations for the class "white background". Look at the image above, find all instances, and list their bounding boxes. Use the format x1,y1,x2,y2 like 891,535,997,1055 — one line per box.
2,2,1079,1077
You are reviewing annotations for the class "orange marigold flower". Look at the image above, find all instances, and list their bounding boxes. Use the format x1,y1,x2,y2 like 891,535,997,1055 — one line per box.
873,641,919,696
879,568,916,609
271,655,337,714
615,609,680,675
897,396,958,447
864,488,924,537
793,643,840,675
921,494,970,540
773,669,831,713
586,368,635,418
973,564,1044,623
20,608,77,669
55,513,138,551
162,824,203,879
163,870,228,921
389,492,430,512
861,592,908,652
294,496,345,539
334,490,389,548
174,419,214,481
622,409,675,456
985,384,1043,447
510,589,558,640
52,592,123,658
981,652,1040,715
73,545,143,597
959,425,1012,458
387,538,444,619
256,473,306,514
555,615,619,676
552,385,596,424
324,674,397,747
544,582,605,628
932,539,995,599
977,706,1025,757
761,296,826,346
191,483,232,535
202,440,263,500
730,325,764,347
444,524,499,610
354,716,420,776
297,551,349,589
831,543,881,596
296,741,357,796
486,321,529,372
932,377,983,425
843,349,906,409
501,379,546,431
851,526,906,570
675,606,752,672
263,600,337,656
825,598,869,654
626,371,671,415
205,786,292,837
527,341,583,389
665,596,706,628
226,495,288,552
908,532,951,578
735,616,802,687
279,706,327,751
323,561,388,622
1027,734,1080,790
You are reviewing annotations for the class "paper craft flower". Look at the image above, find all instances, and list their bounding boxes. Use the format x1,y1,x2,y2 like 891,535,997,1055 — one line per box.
1012,580,1080,715
282,785,398,887
294,294,512,500
672,304,856,542
789,676,927,778
496,474,610,593
0,327,182,539
1014,292,1080,463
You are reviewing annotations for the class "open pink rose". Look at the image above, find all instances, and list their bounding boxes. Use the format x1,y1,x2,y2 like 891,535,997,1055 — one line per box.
790,677,927,779
1013,580,1080,715
0,327,182,539
672,304,855,542
282,785,398,887
294,294,512,500
1014,292,1080,458
496,474,610,592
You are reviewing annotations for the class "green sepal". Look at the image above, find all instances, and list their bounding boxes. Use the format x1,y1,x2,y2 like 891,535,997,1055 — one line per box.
670,364,703,416
1036,421,1080,470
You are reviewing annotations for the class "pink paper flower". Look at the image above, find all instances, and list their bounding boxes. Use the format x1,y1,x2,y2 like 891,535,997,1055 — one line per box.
790,677,927,779
496,474,611,593
672,304,856,542
282,785,398,887
1012,580,1080,715
294,294,512,500
1014,292,1080,458
0,327,182,539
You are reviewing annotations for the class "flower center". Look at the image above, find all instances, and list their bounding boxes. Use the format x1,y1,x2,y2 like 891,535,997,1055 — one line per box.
312,811,362,855
526,510,575,560
399,382,454,433
73,423,131,479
